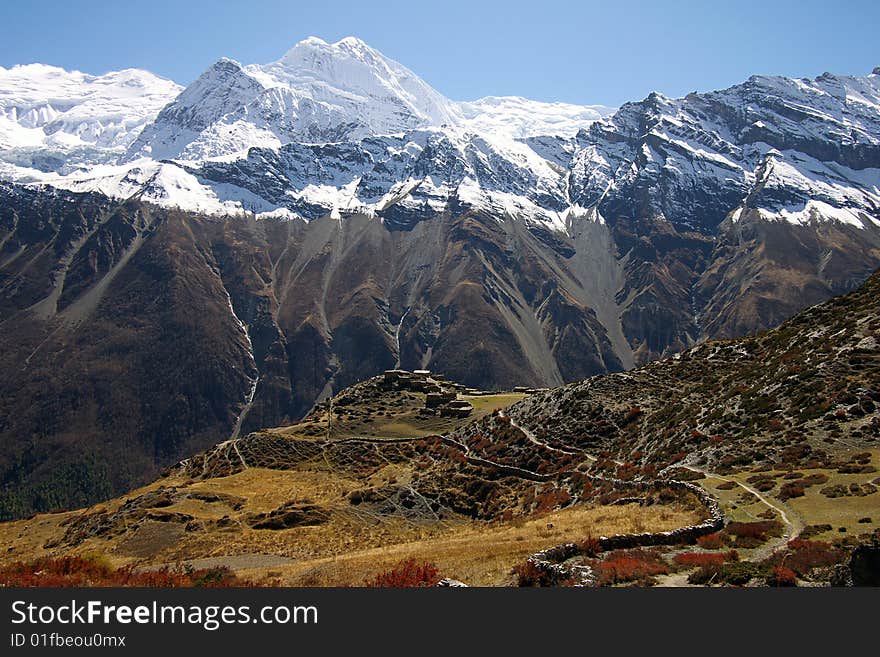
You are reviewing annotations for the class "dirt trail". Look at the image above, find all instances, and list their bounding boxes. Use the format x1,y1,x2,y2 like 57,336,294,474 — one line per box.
686,465,804,561
502,412,577,456
654,570,697,587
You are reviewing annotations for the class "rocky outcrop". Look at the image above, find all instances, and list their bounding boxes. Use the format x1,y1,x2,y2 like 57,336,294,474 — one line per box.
848,544,880,586
245,502,329,530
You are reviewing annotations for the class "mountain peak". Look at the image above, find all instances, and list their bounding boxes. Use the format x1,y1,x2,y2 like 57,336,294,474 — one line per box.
337,35,372,49
259,35,459,131
277,35,381,68
299,35,328,46
213,56,244,68
289,35,371,49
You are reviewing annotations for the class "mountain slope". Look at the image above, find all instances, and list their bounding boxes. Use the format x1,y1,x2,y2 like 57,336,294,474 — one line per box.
0,188,258,519
500,267,880,472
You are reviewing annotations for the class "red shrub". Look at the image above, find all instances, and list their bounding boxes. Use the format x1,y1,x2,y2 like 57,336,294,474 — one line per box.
534,487,572,513
0,557,250,587
579,536,602,557
725,521,783,546
594,550,669,586
726,521,772,538
799,473,829,486
624,407,643,425
781,540,846,577
696,532,726,550
449,449,467,464
366,559,441,587
615,462,639,481
767,566,797,587
778,482,805,501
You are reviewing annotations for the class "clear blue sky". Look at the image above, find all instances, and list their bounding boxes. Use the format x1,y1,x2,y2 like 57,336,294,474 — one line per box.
1,0,877,106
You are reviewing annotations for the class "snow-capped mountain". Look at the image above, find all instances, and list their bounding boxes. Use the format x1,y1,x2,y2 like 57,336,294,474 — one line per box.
2,38,878,240
0,37,614,221
0,64,181,173
124,36,612,163
126,37,460,161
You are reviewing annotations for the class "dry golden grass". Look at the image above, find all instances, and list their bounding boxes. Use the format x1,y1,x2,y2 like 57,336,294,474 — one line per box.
462,393,526,413
0,477,175,569
782,449,879,538
701,475,776,524
0,461,702,587
252,503,700,587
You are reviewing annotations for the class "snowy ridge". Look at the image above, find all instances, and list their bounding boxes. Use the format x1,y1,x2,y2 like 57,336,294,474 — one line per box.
458,96,612,138
0,64,181,173
567,71,880,231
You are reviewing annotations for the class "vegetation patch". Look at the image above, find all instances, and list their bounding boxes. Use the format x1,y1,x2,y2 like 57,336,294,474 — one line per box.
673,551,737,568
724,520,784,548
688,560,767,586
365,559,441,587
589,549,670,586
696,532,726,550
764,539,847,579
766,565,798,587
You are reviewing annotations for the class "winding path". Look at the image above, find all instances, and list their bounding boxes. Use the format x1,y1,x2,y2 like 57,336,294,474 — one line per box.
501,411,578,456
684,465,803,561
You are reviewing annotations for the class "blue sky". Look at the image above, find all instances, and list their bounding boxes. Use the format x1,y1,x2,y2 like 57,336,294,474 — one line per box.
1,0,877,106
